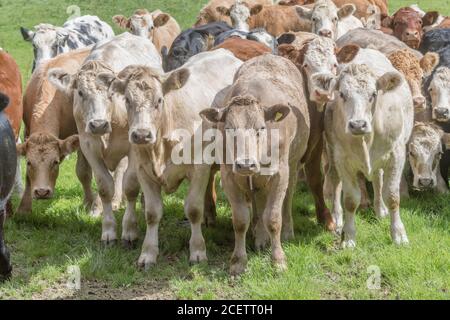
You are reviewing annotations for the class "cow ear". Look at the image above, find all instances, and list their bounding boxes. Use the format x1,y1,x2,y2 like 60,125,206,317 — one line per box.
112,15,130,29
16,141,27,156
377,72,403,92
420,52,440,76
277,33,296,45
443,133,450,149
264,104,291,123
48,68,73,94
295,5,312,19
338,4,356,19
381,15,394,28
200,108,226,123
422,11,439,26
250,4,263,16
0,93,9,112
216,6,231,16
59,135,79,157
20,27,34,41
336,44,360,63
162,68,190,95
154,13,170,28
96,72,116,88
277,44,297,58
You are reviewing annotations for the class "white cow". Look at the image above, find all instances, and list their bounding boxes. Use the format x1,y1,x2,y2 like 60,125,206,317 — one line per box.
48,33,162,246
325,48,413,247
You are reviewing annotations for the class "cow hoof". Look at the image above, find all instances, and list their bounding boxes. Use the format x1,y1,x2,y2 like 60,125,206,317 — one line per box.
341,239,356,249
230,262,246,276
334,226,343,237
101,239,117,247
392,229,409,245
122,239,137,250
375,206,389,219
273,259,287,273
189,251,207,264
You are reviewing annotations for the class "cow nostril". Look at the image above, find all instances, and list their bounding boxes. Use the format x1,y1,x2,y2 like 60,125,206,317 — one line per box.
319,30,332,38
35,188,51,198
419,178,432,187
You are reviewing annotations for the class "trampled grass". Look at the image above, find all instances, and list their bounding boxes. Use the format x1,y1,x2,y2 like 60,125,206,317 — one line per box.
0,0,449,299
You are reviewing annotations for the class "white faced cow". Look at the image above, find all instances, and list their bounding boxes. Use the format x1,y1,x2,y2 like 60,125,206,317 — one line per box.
296,0,363,40
95,50,242,268
325,48,413,248
48,33,162,246
21,15,114,72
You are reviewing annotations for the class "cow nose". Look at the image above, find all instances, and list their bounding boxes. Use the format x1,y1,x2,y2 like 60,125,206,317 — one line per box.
34,188,52,199
413,96,426,110
131,129,153,144
348,120,368,135
435,108,449,118
235,159,258,173
319,29,332,38
418,178,433,188
405,30,419,38
88,120,109,134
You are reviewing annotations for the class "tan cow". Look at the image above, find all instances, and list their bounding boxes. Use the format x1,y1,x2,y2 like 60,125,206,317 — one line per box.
201,54,310,274
194,0,274,27
388,49,440,112
215,2,311,36
97,49,243,268
112,9,181,54
17,48,103,216
48,33,163,246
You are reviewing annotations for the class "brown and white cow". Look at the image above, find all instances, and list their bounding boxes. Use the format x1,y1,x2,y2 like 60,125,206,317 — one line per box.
296,0,363,39
388,49,439,112
98,50,242,268
201,54,310,274
48,33,162,246
112,9,181,54
325,49,413,247
216,2,311,37
381,7,439,49
16,48,103,215
212,36,271,61
0,49,23,212
333,0,388,20
194,0,273,27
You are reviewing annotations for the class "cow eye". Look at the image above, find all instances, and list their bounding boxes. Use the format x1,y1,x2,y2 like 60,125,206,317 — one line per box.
428,88,433,93
78,90,83,98
303,63,308,69
370,92,377,102
312,17,317,22
53,160,60,166
27,160,32,166
340,92,346,100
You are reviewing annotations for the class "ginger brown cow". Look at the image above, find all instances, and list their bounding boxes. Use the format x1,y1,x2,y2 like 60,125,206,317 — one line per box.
213,36,271,60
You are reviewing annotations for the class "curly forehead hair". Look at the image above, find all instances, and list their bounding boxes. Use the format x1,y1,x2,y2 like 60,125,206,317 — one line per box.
339,64,376,90
226,95,259,108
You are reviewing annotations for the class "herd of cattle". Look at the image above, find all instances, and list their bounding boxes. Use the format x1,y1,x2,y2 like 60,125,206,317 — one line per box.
1,0,450,280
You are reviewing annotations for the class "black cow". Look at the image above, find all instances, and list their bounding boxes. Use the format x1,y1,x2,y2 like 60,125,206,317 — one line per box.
0,92,16,280
161,22,232,71
420,29,450,54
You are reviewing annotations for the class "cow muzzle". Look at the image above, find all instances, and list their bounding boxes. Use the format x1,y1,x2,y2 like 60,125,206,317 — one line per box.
348,120,371,136
318,29,333,38
33,187,53,199
416,177,435,190
233,158,260,176
402,30,421,48
433,107,450,122
130,129,155,145
87,119,112,135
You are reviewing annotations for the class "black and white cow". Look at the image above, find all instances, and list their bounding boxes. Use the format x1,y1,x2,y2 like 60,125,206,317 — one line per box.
21,15,114,71
0,92,17,280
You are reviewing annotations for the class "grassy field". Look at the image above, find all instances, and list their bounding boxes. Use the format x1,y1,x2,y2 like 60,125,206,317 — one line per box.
0,0,449,300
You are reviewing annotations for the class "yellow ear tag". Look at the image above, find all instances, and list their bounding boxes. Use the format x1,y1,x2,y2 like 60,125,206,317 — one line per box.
275,112,283,122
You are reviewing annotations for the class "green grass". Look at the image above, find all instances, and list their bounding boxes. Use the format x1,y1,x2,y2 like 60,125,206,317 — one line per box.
0,0,449,300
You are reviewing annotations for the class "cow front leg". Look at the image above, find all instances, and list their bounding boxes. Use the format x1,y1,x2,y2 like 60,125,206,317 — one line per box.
76,150,102,217
111,157,128,211
384,153,409,245
373,169,388,218
341,176,360,248
17,172,32,214
185,166,210,263
222,171,251,275
253,192,270,251
121,154,140,249
138,172,162,269
203,170,217,227
305,138,335,231
281,162,298,241
326,160,343,233
14,160,24,197
0,211,12,280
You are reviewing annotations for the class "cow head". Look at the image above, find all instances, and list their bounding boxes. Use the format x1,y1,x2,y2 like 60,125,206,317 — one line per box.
96,65,189,145
113,10,170,39
296,0,356,40
48,61,116,135
427,66,450,122
278,37,359,108
21,24,69,70
16,133,79,199
216,0,263,32
333,64,403,136
408,123,449,190
388,50,440,112
381,7,439,49
200,95,290,176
